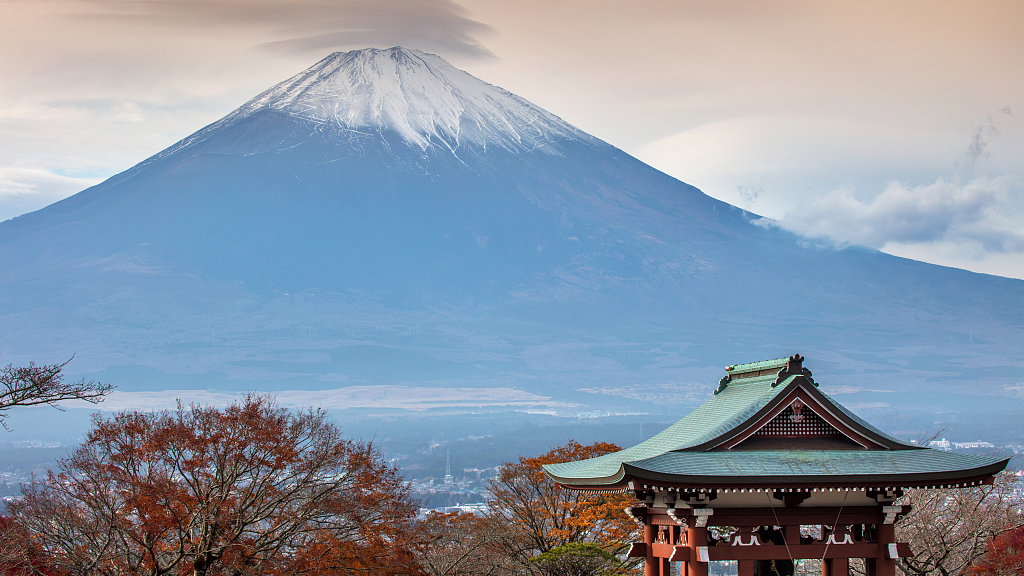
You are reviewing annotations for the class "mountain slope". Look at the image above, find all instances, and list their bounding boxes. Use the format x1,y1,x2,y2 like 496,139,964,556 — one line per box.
0,48,1022,426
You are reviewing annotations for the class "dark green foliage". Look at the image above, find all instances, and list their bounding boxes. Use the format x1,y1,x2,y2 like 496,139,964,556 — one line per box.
529,543,622,576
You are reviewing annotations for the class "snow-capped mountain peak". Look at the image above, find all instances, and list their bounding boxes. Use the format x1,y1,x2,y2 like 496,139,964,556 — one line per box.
230,47,588,152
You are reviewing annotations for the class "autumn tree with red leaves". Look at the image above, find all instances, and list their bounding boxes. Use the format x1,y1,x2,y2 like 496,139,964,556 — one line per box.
969,524,1024,576
10,394,420,576
890,472,1022,576
0,515,62,576
486,440,639,573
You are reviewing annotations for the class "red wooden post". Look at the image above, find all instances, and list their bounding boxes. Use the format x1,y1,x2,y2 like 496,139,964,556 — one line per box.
645,522,658,576
784,524,801,545
687,525,709,576
874,522,897,576
737,525,755,576
824,558,849,576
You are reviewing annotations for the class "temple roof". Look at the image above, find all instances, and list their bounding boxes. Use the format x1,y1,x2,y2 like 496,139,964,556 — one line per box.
544,355,1008,490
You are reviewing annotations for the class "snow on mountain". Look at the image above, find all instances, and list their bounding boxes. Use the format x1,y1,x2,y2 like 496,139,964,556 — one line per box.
221,47,590,152
1,47,1023,438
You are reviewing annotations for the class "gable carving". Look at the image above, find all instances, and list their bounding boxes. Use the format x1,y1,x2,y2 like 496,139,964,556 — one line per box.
754,399,841,438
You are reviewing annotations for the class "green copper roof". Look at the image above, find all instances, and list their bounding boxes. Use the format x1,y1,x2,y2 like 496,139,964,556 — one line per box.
543,355,1009,489
544,371,792,483
728,357,790,373
619,450,1007,487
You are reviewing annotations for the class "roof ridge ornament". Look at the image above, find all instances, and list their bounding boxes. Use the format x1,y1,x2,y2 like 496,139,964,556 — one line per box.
715,372,731,395
773,354,815,387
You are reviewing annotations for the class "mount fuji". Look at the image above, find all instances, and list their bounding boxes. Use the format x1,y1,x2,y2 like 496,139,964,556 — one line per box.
1,48,1022,434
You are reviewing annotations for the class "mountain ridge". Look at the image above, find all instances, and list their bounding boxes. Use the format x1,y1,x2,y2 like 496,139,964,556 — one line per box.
0,48,1021,434
187,47,590,154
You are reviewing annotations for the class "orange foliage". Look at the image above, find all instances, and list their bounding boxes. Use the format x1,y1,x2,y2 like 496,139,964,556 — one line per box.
10,394,418,576
488,440,639,561
968,525,1024,576
0,516,63,576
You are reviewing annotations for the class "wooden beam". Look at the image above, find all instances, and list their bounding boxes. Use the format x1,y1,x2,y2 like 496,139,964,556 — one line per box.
627,543,646,558
645,544,693,562
650,506,901,527
669,547,691,562
647,540,912,561
676,542,913,561
651,543,676,559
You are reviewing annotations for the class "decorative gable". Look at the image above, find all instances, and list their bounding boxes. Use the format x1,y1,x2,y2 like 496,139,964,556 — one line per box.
711,384,888,451
753,399,841,438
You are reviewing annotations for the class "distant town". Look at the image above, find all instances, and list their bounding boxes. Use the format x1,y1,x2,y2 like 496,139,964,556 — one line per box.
4,433,1022,510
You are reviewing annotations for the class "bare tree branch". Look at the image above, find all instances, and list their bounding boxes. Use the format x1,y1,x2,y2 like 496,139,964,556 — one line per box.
891,472,1022,576
0,353,113,429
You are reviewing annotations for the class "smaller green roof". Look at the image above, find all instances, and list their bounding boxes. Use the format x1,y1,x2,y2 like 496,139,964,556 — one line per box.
728,357,790,374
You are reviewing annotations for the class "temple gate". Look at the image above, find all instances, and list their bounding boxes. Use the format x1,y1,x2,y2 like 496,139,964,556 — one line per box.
544,355,1009,576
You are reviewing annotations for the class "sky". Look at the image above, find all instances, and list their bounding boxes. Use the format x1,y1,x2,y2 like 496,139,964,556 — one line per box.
1,0,1022,279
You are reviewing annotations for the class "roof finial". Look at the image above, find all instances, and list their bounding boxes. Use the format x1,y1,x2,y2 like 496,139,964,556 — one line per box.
773,354,814,387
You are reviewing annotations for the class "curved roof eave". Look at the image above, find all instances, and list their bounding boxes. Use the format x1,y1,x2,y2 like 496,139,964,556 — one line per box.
620,458,1010,489
544,465,626,487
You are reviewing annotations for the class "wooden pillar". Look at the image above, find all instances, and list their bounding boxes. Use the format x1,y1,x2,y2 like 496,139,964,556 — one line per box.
687,525,708,576
823,558,850,576
820,524,849,576
871,523,896,576
644,522,658,576
736,526,755,576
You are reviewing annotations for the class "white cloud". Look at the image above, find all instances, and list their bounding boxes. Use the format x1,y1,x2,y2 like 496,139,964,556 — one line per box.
880,243,1024,280
767,176,1024,279
635,110,1024,280
773,176,1023,250
0,167,101,221
63,386,573,412
633,114,962,216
